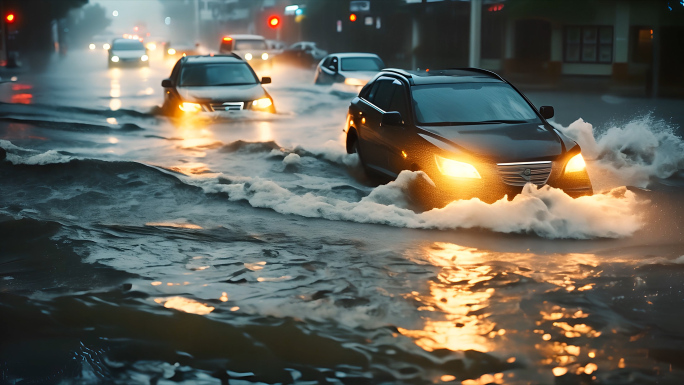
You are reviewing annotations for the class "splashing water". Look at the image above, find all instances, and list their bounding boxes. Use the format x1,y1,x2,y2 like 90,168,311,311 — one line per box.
199,170,644,239
553,115,684,188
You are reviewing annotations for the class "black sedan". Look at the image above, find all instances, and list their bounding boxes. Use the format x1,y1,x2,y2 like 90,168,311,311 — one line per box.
344,68,593,205
160,54,275,116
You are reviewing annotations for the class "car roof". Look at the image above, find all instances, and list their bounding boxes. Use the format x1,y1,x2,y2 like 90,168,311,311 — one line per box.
224,34,265,40
330,52,381,59
183,55,245,64
379,68,505,85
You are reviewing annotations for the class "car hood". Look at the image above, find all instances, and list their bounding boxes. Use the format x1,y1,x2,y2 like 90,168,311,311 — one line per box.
177,84,267,102
111,49,146,59
421,122,563,162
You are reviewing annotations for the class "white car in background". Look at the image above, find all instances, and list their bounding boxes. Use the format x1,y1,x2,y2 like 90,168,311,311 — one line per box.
219,34,272,75
108,38,149,68
314,53,385,86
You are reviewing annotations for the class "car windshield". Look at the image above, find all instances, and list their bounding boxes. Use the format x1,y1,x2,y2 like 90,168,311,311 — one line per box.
111,40,145,50
179,63,258,87
411,83,540,125
341,57,384,71
234,40,268,50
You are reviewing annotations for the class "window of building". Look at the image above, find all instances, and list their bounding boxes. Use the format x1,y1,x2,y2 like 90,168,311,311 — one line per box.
564,26,613,63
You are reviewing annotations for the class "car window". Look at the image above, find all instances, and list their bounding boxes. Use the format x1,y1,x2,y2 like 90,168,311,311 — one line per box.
340,57,384,71
388,80,409,119
180,63,259,87
234,40,268,50
370,78,394,111
112,40,145,50
170,60,182,81
321,56,332,68
411,83,540,125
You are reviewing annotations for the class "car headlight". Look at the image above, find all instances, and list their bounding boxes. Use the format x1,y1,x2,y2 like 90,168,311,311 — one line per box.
435,155,481,179
103,43,111,50
168,48,176,55
179,102,202,112
245,53,252,60
252,97,273,110
146,43,156,50
344,78,367,87
141,55,149,62
564,153,586,174
111,56,120,62
261,53,269,60
89,44,96,50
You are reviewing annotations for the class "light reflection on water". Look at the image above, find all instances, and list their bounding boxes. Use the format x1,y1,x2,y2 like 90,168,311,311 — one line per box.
398,241,656,382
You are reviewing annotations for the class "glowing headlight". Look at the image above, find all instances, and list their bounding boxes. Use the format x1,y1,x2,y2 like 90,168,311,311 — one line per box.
146,43,156,50
344,78,367,87
111,56,120,62
168,48,176,55
435,155,481,179
103,43,111,50
261,53,269,60
565,153,586,174
89,43,96,50
244,53,253,60
141,55,149,62
179,102,202,112
252,97,273,109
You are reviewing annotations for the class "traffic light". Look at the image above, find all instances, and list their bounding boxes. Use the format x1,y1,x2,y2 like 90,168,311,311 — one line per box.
349,13,357,22
5,13,15,23
267,16,280,29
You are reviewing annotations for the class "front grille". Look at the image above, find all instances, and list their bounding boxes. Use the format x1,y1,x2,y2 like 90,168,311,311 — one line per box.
208,102,244,112
496,161,552,187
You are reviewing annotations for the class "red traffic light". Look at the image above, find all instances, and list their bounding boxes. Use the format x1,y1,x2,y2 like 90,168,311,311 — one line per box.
6,13,15,23
268,16,280,28
349,13,357,22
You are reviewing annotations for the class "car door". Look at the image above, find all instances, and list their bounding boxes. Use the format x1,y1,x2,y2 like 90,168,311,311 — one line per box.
357,77,395,173
319,56,338,84
382,80,413,174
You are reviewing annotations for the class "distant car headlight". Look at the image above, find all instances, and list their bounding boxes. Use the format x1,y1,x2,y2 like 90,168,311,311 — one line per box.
564,153,586,174
245,53,252,60
89,43,96,50
435,155,481,179
252,97,273,110
111,56,120,63
103,43,111,50
179,102,202,112
344,78,367,86
168,48,176,55
141,55,149,62
261,53,269,60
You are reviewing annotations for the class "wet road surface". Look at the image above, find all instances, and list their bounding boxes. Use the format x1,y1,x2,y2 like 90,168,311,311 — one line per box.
1,49,684,384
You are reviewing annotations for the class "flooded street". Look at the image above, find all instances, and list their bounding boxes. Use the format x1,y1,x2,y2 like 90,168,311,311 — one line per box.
1,49,684,384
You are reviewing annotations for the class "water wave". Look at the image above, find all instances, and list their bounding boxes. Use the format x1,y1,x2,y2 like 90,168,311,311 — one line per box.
553,115,684,188
198,170,644,239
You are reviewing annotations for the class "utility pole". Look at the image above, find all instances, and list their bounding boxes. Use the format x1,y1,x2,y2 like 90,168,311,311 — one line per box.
469,0,481,68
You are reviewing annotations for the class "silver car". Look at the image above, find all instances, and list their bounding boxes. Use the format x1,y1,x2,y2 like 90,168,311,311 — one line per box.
108,38,149,68
314,53,385,86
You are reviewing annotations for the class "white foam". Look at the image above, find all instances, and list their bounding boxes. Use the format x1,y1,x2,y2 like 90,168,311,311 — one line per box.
553,115,684,188
282,153,301,166
197,170,643,239
2,145,74,165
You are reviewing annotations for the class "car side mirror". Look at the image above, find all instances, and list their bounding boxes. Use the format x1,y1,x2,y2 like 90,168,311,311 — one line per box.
381,111,403,127
161,79,174,88
261,77,271,84
540,106,554,119
328,65,336,72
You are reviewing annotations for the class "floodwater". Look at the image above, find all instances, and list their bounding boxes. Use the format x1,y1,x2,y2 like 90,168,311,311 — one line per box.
1,49,683,384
